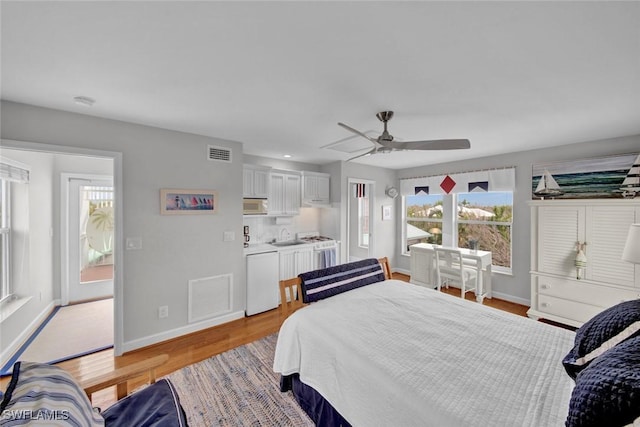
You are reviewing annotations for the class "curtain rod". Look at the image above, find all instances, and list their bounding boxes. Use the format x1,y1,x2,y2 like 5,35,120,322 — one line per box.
400,165,515,181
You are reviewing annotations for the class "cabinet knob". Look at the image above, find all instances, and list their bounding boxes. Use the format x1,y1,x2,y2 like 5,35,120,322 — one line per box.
541,284,550,290
541,302,550,308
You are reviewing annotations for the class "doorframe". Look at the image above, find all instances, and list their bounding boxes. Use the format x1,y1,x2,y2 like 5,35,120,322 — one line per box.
60,172,114,306
1,138,124,357
346,178,376,261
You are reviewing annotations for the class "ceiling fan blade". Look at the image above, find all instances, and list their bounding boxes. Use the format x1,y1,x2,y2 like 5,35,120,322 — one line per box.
347,147,378,162
338,122,379,145
381,139,471,151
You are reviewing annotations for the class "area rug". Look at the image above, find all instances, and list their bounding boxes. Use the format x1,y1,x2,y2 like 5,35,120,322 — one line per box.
165,333,313,426
1,299,113,376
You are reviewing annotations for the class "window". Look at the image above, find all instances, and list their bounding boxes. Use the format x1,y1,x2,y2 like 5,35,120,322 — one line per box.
0,179,9,302
456,192,513,269
0,158,30,303
358,196,370,247
403,191,513,272
405,194,443,251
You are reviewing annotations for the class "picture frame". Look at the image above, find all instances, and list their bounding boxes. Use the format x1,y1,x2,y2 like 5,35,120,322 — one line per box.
160,188,218,215
382,205,392,221
532,152,639,200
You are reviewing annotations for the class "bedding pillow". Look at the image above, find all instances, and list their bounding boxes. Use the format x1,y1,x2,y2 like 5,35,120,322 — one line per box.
101,379,188,427
299,258,386,303
0,361,104,426
565,335,640,427
562,299,640,379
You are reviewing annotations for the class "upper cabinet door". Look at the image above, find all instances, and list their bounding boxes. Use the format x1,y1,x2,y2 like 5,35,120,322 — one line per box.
252,169,270,198
269,171,300,215
302,172,330,205
284,174,301,215
243,165,270,198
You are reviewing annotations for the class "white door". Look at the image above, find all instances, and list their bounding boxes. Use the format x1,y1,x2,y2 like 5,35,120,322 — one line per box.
65,176,114,304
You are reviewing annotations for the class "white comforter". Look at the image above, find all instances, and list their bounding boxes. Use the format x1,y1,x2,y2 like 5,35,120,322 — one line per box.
273,280,575,427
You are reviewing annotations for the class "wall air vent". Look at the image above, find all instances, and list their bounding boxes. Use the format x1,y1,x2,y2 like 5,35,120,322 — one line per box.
207,145,232,163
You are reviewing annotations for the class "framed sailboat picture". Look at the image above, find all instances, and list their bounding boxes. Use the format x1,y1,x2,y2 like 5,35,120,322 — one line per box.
160,188,218,214
532,153,639,200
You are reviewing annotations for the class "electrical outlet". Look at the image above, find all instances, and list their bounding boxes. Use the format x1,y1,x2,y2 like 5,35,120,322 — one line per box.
158,305,169,319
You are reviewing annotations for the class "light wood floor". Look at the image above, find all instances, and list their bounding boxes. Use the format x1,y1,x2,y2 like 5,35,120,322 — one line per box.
1,272,529,408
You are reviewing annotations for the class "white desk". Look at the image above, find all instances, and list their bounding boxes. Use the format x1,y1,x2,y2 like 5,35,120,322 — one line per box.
409,243,493,302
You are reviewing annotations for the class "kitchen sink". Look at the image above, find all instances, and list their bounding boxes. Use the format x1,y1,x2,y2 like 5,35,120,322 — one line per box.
271,240,308,247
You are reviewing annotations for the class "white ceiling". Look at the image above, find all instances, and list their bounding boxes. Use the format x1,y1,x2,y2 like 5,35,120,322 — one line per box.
2,1,639,169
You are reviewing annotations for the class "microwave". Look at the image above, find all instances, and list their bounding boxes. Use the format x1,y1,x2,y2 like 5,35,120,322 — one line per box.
243,198,268,215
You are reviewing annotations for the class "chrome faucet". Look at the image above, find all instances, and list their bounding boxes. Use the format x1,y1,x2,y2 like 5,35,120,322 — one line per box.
280,228,291,241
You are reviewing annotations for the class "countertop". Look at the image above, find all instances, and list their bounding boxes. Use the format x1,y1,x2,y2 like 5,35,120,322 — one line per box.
243,241,315,256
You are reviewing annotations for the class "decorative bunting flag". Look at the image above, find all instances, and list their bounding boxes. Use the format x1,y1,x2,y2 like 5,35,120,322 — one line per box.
414,186,429,195
468,181,489,192
440,175,456,194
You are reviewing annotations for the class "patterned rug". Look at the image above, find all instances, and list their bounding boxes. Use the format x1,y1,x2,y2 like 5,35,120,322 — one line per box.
165,334,313,426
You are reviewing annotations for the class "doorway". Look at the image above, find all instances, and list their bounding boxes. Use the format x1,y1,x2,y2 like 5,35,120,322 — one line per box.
0,139,123,357
62,174,114,305
347,179,375,262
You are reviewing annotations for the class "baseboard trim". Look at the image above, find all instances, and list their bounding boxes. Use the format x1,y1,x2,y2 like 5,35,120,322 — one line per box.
1,300,57,369
122,310,245,354
490,291,530,307
390,268,529,307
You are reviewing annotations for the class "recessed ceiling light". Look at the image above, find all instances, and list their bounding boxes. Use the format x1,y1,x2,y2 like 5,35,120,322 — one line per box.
73,96,95,107
283,154,292,158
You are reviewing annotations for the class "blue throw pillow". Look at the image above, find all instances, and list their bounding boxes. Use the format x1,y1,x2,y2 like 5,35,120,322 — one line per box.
566,335,640,427
299,258,386,303
562,299,640,379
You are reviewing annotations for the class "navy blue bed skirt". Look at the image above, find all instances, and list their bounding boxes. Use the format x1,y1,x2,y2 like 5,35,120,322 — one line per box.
281,374,351,427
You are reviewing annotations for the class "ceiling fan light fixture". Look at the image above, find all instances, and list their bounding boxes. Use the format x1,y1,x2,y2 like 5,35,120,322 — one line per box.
338,110,471,161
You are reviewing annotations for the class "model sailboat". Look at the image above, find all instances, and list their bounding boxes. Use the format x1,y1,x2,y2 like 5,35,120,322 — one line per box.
619,154,640,198
534,169,563,198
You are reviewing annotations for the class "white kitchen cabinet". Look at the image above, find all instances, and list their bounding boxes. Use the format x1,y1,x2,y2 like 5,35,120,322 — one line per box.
269,170,301,216
301,171,330,206
279,246,314,281
243,164,270,198
528,200,640,327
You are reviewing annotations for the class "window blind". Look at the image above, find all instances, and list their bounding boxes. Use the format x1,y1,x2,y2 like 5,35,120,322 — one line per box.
0,159,30,184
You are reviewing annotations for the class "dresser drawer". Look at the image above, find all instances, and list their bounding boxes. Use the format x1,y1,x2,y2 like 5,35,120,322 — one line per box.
537,276,639,309
537,294,604,324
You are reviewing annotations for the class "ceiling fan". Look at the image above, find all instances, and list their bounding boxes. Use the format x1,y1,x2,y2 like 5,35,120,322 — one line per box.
338,111,471,161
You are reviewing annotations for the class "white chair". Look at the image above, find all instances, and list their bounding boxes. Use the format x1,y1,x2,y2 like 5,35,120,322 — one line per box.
434,247,478,299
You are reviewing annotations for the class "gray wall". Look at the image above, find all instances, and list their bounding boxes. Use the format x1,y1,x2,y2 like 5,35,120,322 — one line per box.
396,134,640,304
1,101,245,351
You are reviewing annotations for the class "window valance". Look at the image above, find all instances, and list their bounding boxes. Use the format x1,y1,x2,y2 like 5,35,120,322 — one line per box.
0,157,30,184
400,167,515,196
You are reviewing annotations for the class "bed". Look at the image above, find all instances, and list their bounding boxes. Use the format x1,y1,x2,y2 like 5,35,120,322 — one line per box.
274,258,640,427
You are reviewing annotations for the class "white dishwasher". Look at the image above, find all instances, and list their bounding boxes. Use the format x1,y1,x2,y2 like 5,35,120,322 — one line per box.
246,250,279,316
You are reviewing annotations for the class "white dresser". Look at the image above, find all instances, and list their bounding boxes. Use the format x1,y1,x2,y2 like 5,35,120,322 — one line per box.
528,200,640,327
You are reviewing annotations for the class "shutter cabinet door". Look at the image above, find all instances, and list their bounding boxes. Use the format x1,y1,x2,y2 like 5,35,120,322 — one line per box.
586,205,637,287
538,206,585,276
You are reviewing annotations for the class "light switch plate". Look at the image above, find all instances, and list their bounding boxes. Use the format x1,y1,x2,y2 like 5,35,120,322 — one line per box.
126,237,143,250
